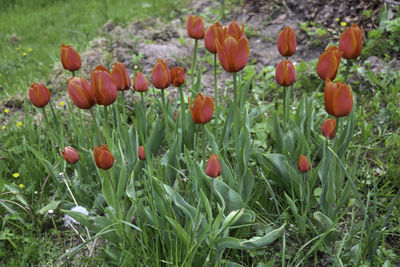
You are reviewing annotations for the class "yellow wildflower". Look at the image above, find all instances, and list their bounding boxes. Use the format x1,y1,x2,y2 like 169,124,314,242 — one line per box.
16,122,22,127
13,173,20,178
1,126,6,130
22,52,27,56
16,47,20,51
341,22,347,27
4,108,9,114
28,48,32,52
19,184,24,189
59,101,65,107
335,18,340,22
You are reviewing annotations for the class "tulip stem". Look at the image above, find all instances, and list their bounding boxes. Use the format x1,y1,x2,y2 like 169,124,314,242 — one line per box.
178,86,185,136
214,54,218,106
343,60,352,83
121,93,127,126
233,72,239,152
191,39,199,91
161,89,169,135
89,109,104,144
202,125,206,168
42,108,57,159
104,106,112,141
141,92,145,105
332,117,340,151
283,86,287,129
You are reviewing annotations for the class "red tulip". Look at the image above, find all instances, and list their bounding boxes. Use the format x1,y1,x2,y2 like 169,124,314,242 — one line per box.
188,93,214,124
321,119,336,139
277,26,296,57
151,59,171,89
298,154,311,173
111,62,131,91
227,21,244,40
91,69,117,106
206,154,221,178
216,31,249,73
138,146,146,161
186,15,205,39
68,77,95,109
324,80,353,117
94,65,109,72
29,83,51,108
133,72,149,92
339,24,363,60
170,67,185,87
61,146,79,164
94,144,114,170
317,46,343,81
275,59,296,86
204,22,224,54
60,43,81,72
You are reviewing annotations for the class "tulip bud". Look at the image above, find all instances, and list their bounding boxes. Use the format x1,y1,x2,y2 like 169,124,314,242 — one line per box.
216,34,250,73
111,62,131,91
94,65,109,72
61,146,79,164
93,144,114,170
29,83,51,108
151,59,171,89
317,46,343,81
133,72,149,92
339,24,363,60
204,22,224,54
321,119,336,139
227,21,245,40
188,93,214,124
186,15,205,39
68,77,95,109
275,59,296,86
324,80,353,117
206,153,221,178
60,43,81,72
277,26,296,57
298,154,311,173
170,67,185,87
138,146,146,161
91,69,117,106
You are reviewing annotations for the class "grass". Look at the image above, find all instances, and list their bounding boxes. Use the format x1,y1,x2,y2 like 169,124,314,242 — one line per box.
0,0,184,98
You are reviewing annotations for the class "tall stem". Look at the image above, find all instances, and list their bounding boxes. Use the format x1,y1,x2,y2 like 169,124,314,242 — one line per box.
42,108,57,159
161,89,169,135
343,60,352,84
202,124,206,169
191,39,199,91
233,72,239,151
283,86,287,129
89,109,104,144
214,54,218,106
104,106,112,141
179,86,185,136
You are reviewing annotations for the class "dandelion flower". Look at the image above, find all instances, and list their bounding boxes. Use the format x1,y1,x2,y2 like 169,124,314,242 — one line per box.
59,101,65,107
28,48,32,52
1,126,6,130
19,184,24,189
22,52,27,56
4,108,9,114
13,173,20,178
341,22,347,27
134,65,138,70
16,47,20,51
335,18,340,22
16,122,23,127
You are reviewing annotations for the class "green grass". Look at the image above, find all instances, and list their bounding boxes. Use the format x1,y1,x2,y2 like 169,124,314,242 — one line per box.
0,0,185,98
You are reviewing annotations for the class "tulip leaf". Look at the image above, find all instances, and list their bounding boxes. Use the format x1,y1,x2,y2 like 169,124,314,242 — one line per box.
238,73,255,110
264,154,290,189
39,200,61,215
207,177,245,212
166,136,179,185
272,113,283,153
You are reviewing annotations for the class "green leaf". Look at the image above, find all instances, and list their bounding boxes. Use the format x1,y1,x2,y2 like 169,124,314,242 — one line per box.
39,200,61,215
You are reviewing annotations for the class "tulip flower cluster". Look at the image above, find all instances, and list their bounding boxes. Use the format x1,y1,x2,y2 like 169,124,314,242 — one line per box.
275,26,296,87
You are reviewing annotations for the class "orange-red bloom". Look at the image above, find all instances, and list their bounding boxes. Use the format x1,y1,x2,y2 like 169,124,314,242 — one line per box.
277,26,296,57
186,15,205,39
94,65,109,72
227,21,244,40
68,77,95,109
29,83,51,108
94,144,114,170
321,119,336,139
275,60,296,86
317,46,343,81
188,93,214,124
151,59,171,89
170,67,185,87
216,27,249,73
204,22,224,54
138,146,146,161
298,154,311,173
339,24,363,60
60,43,81,72
61,146,79,164
111,62,131,91
206,153,221,178
324,80,353,117
133,72,149,92
91,69,117,106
